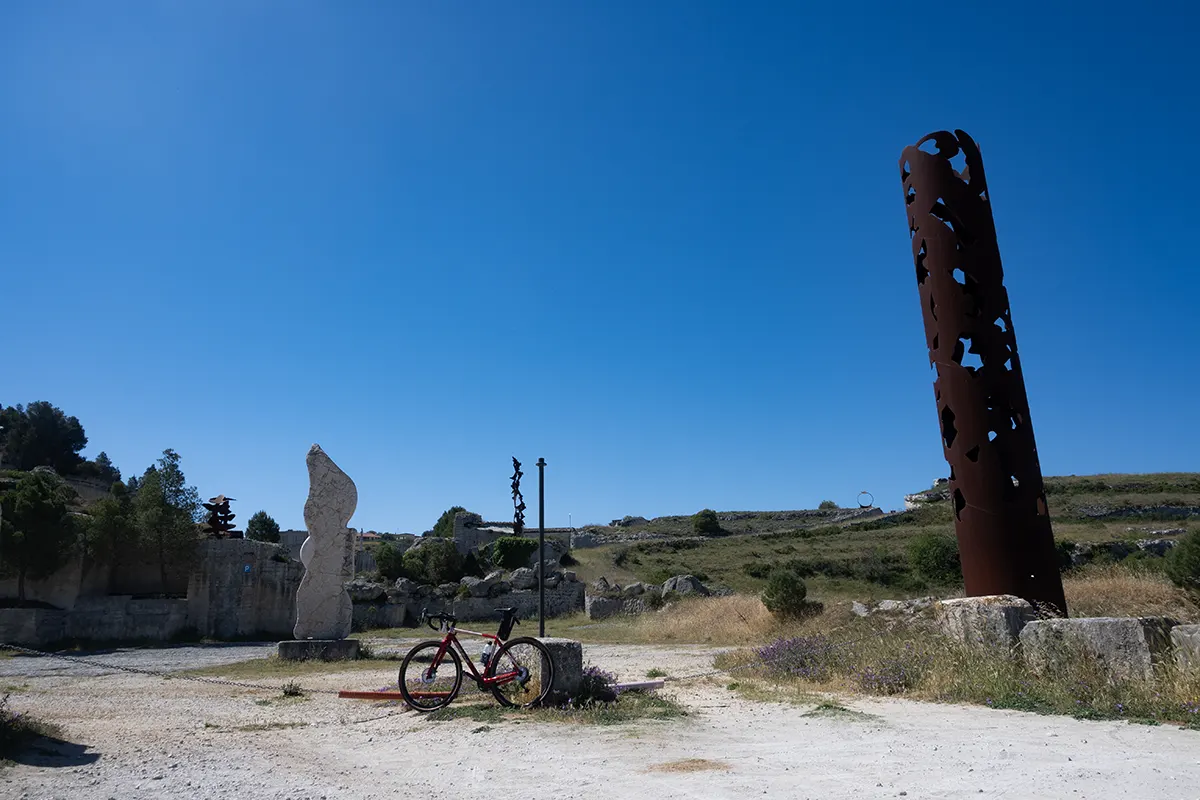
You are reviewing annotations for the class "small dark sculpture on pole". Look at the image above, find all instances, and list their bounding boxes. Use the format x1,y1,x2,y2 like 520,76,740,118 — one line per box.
899,129,1067,615
202,495,241,539
511,458,526,537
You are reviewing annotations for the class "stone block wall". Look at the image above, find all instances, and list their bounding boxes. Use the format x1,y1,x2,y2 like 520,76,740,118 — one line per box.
186,539,304,639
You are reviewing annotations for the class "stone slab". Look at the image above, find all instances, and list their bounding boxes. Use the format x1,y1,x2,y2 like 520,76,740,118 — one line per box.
1170,624,1200,671
935,595,1036,650
278,638,361,661
1020,617,1178,681
538,637,582,705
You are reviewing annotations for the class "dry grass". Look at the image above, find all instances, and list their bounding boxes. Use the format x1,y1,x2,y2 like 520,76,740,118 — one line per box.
1064,564,1200,621
646,758,730,773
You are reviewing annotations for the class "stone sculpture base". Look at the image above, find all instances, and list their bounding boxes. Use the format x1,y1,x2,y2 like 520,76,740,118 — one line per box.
538,637,583,705
278,638,361,662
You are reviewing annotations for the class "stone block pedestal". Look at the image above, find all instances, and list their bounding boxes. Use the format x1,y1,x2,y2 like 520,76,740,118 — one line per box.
935,594,1036,650
538,637,582,705
278,638,361,661
1019,617,1177,681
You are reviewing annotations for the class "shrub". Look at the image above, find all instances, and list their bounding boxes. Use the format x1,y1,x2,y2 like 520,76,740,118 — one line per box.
691,509,722,536
402,538,464,585
756,635,837,681
906,532,961,585
760,568,810,617
818,500,838,510
1165,530,1200,591
374,542,407,581
569,665,618,706
492,536,539,570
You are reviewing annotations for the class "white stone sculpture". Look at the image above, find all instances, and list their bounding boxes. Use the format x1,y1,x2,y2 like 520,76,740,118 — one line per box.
293,444,357,640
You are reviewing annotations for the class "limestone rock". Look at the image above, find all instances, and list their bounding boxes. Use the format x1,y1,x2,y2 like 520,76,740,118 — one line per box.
1020,616,1178,681
623,582,647,597
936,595,1035,650
662,575,710,596
461,574,498,598
543,573,561,589
611,516,649,528
344,577,387,603
591,577,611,594
390,578,420,597
293,444,357,641
484,570,505,582
437,582,460,598
1170,624,1200,670
510,568,538,590
851,601,870,617
586,595,624,620
487,580,512,598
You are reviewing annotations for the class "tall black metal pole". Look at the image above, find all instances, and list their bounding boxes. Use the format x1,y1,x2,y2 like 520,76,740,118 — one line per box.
536,457,546,637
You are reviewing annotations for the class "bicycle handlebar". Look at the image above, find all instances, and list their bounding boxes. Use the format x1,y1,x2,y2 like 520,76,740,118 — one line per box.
419,608,457,631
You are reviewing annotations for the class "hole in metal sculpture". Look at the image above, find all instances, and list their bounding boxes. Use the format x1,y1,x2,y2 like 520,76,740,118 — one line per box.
929,294,937,321
965,445,980,462
949,149,967,176
941,406,957,448
932,333,939,351
953,268,967,284
906,185,916,205
953,488,966,520
1003,357,1013,371
916,241,928,283
988,430,998,442
994,316,1008,333
1036,495,1048,516
954,337,983,371
918,138,941,156
1011,475,1020,488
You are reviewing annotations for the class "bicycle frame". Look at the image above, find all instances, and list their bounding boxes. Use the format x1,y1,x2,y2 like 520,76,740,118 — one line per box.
411,623,522,699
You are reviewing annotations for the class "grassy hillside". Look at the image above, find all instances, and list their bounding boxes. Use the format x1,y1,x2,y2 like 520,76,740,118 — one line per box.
570,473,1198,604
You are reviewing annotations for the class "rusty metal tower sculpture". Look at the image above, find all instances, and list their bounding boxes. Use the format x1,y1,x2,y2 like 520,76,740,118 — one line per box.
899,130,1067,615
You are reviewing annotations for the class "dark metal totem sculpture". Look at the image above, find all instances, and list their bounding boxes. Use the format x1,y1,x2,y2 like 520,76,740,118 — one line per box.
511,457,526,538
899,130,1067,615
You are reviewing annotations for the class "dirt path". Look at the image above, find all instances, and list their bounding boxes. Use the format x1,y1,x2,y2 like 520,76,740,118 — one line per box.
3,642,1198,799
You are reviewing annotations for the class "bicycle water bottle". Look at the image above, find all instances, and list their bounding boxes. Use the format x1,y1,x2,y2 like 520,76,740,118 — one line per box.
481,643,494,668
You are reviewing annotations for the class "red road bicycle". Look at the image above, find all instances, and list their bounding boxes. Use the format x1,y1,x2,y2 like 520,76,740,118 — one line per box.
398,607,555,711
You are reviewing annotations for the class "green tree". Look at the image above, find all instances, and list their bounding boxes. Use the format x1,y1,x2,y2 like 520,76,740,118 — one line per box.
0,402,88,474
81,482,137,570
133,468,199,596
0,472,78,603
150,449,202,522
906,532,961,585
818,500,839,510
402,538,463,585
431,506,467,538
373,542,407,581
692,509,722,536
760,567,812,617
246,510,281,543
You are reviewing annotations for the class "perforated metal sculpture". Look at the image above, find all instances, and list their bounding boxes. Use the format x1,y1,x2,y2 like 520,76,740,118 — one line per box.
899,130,1067,614
511,457,526,538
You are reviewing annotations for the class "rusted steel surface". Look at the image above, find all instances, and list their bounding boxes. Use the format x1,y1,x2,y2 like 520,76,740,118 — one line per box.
899,130,1067,615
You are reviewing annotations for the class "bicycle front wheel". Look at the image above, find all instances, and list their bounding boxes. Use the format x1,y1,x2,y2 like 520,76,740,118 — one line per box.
398,640,463,711
486,636,555,708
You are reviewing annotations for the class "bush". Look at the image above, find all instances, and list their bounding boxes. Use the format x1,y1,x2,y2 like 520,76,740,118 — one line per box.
692,509,722,536
492,536,539,570
402,538,463,585
818,500,838,510
906,532,961,585
431,506,467,538
461,551,486,578
1165,530,1200,591
374,542,407,581
760,568,810,617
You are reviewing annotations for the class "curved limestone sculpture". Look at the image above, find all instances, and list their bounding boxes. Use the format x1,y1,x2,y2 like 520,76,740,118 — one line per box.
293,444,357,640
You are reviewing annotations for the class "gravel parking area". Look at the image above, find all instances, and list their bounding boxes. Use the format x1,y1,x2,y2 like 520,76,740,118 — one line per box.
3,641,1199,799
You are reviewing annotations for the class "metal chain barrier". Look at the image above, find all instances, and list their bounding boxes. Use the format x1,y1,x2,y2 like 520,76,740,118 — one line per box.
0,641,345,695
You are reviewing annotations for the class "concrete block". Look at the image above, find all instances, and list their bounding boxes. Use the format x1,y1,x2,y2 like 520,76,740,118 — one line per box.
936,595,1036,650
538,637,582,705
1171,624,1200,671
278,638,361,661
1020,617,1178,681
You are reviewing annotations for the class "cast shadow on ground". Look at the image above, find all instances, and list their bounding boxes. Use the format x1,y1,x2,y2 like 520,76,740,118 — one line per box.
8,736,100,768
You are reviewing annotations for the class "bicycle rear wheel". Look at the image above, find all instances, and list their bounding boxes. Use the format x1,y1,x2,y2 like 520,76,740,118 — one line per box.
486,637,555,708
398,640,463,711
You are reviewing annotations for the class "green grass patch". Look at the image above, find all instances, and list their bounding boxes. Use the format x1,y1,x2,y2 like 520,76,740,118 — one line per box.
802,701,878,721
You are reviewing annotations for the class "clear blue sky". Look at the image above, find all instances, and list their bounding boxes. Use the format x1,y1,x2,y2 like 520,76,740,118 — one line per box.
3,2,1197,534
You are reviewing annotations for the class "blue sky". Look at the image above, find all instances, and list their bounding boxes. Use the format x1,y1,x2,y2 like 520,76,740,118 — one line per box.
3,2,1197,534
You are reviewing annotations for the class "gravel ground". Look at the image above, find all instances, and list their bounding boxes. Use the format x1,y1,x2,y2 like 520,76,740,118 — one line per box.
2,641,1199,799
